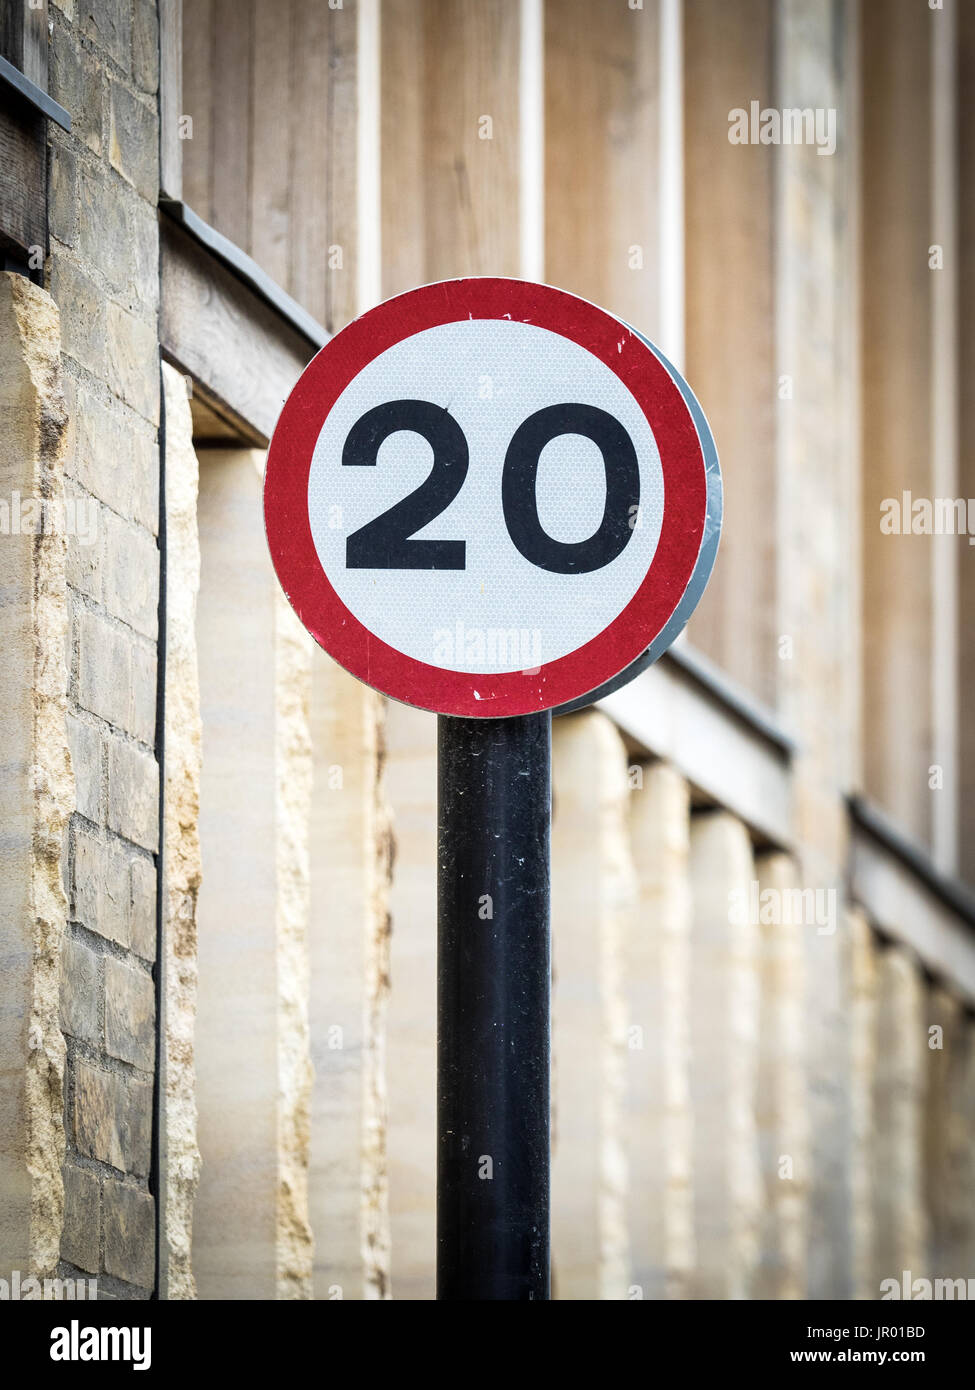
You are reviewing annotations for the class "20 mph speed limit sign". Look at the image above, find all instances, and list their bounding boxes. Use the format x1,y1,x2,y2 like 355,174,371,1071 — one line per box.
264,277,721,718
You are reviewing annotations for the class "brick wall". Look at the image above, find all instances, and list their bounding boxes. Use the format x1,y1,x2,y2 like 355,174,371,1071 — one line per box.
48,0,161,1299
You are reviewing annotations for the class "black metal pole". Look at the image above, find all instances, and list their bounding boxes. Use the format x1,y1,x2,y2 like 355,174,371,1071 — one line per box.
437,711,551,1300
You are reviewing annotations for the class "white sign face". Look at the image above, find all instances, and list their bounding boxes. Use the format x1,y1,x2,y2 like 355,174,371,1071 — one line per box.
265,278,721,718
308,318,664,675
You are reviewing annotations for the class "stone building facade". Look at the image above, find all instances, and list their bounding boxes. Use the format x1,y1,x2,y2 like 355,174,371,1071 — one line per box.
2,0,162,1300
0,0,973,1301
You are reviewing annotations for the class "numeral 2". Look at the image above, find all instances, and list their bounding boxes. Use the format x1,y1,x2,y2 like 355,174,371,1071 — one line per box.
343,399,640,574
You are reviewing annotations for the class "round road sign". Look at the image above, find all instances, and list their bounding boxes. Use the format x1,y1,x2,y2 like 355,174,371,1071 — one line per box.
264,277,721,718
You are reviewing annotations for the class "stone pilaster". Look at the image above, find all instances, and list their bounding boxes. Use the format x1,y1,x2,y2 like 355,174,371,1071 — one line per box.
551,711,634,1300
0,274,72,1281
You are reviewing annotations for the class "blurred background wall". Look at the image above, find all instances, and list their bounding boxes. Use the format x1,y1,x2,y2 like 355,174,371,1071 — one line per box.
174,0,975,1299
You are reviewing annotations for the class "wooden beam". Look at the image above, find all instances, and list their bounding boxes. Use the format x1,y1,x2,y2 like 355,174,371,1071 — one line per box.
180,0,360,330
160,218,315,445
850,809,975,1006
0,0,50,266
683,0,777,706
381,0,522,296
544,0,660,337
180,0,213,219
188,381,264,449
210,0,252,251
860,0,935,848
250,0,294,291
0,0,48,91
159,0,183,201
596,649,794,849
0,98,46,264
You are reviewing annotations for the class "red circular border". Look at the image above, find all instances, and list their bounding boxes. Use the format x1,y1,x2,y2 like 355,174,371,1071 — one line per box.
264,278,706,717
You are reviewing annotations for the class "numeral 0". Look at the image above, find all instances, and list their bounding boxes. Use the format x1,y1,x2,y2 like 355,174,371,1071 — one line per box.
343,399,640,574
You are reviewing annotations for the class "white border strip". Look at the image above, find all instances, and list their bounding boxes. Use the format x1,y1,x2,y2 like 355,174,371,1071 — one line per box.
930,0,958,874
519,0,545,282
658,0,684,369
357,0,382,313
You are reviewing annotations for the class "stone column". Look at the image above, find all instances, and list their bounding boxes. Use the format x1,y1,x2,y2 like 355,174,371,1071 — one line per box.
625,760,694,1300
872,944,927,1292
551,711,633,1300
687,810,760,1299
193,449,313,1298
774,0,860,1298
158,364,202,1299
384,701,437,1299
849,910,878,1300
923,985,970,1280
754,850,807,1299
273,593,314,1299
942,1012,975,1275
0,274,72,1283
307,659,391,1300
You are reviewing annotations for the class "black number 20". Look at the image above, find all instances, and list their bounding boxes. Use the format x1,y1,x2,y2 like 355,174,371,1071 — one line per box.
343,398,640,574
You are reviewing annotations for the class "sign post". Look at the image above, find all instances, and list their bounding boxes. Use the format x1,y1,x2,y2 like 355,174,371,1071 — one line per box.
264,277,721,1301
438,712,551,1300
